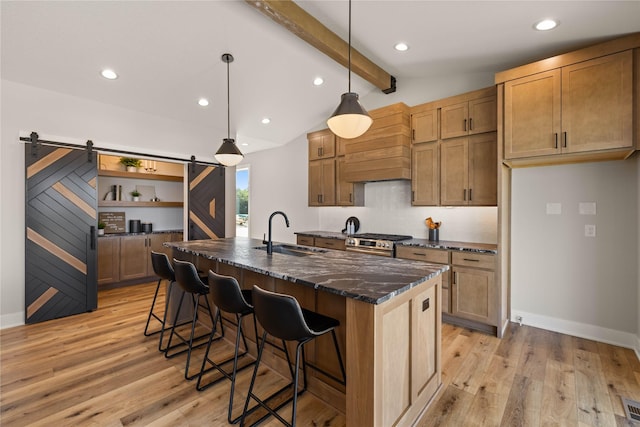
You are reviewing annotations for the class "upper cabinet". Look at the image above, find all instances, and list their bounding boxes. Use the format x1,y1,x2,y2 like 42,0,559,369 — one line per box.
308,129,336,161
440,133,497,206
441,92,497,139
504,51,633,160
497,32,640,167
308,158,335,206
411,107,438,144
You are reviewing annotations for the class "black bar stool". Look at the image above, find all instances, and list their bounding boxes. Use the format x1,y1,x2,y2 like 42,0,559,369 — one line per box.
145,251,185,352
165,259,223,380
240,285,346,427
196,271,259,424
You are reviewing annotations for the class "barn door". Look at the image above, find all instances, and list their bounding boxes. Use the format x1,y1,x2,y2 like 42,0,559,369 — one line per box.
188,164,225,240
25,143,98,324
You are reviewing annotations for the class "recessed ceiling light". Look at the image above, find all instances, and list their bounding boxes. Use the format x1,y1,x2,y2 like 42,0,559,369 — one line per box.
394,42,409,52
241,143,249,146
101,69,118,80
261,117,271,124
198,98,209,107
534,19,558,31
313,77,324,86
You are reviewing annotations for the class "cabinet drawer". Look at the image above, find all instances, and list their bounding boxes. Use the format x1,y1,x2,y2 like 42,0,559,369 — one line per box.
451,252,495,270
314,237,345,251
297,235,314,246
396,246,449,264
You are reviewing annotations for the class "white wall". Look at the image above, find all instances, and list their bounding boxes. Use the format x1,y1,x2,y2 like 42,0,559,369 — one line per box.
511,160,639,350
0,80,235,327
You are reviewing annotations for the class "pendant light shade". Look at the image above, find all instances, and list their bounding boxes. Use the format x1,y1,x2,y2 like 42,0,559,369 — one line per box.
326,0,372,139
327,92,373,139
215,53,244,167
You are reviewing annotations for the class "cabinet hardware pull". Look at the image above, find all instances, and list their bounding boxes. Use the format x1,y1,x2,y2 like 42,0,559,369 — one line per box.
463,188,467,201
320,194,323,203
349,193,352,203
463,258,480,262
412,129,415,140
318,147,322,157
562,131,567,148
469,188,472,201
317,194,321,203
453,272,458,284
413,252,426,256
463,118,467,132
90,226,96,250
469,117,473,131
422,298,430,311
411,190,415,202
554,133,558,149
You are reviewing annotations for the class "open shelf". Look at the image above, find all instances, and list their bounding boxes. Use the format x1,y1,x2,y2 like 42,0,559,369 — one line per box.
98,201,183,208
98,169,183,182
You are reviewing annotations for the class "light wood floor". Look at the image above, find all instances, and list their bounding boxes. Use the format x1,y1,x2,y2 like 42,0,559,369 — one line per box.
1,282,638,426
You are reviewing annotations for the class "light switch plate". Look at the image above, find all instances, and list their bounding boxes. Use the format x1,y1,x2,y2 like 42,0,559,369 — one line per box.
579,202,597,215
585,224,596,237
546,203,562,215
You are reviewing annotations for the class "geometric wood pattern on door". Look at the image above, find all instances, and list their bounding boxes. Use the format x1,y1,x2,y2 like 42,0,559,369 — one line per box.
188,164,225,240
25,144,98,324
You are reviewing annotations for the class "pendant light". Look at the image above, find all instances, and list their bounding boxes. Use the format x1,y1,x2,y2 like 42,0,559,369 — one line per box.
327,0,372,139
215,53,244,167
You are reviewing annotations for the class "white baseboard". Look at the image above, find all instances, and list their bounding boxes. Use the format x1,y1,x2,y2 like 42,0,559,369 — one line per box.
511,310,639,357
0,312,25,330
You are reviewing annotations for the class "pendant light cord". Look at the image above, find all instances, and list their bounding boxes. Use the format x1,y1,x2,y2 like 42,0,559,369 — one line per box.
226,58,231,140
348,0,352,92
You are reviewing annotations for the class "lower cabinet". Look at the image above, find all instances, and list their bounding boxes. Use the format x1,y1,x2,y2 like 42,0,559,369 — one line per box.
98,237,120,286
98,232,182,285
396,246,497,333
296,235,346,251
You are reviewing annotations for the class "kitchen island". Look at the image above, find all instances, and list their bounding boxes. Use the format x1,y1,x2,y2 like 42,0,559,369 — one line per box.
167,237,447,426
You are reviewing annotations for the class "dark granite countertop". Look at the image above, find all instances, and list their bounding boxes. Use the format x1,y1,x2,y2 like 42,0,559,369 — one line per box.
166,237,447,305
99,229,183,238
294,231,497,254
397,239,497,254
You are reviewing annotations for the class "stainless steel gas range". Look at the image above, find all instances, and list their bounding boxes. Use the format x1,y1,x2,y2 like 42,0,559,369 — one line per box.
345,233,413,257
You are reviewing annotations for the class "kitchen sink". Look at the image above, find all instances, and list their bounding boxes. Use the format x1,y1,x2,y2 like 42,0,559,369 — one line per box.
253,244,327,257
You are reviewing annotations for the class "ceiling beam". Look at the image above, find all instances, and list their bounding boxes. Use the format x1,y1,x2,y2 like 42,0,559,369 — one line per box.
245,0,396,93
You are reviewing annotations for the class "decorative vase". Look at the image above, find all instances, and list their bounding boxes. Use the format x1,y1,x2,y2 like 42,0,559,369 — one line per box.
428,228,439,242
98,229,105,236
126,166,137,172
133,196,140,202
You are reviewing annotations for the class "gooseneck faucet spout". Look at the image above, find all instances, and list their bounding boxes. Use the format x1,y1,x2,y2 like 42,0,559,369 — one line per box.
264,211,290,255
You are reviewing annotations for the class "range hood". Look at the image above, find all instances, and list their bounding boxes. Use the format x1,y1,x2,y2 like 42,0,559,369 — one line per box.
341,103,411,182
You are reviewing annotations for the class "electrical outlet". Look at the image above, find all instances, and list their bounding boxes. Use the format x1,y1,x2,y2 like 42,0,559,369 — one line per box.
585,224,596,237
515,315,523,326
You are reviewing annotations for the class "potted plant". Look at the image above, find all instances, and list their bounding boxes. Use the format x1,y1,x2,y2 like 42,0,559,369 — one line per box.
119,157,142,172
130,190,141,202
98,221,106,236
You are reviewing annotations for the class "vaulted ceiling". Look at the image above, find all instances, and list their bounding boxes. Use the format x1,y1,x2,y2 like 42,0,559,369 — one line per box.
2,1,639,154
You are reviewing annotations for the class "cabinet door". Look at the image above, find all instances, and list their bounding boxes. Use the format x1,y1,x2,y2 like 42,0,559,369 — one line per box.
562,50,633,154
468,133,497,206
468,95,497,135
451,267,496,325
504,69,561,159
411,142,439,206
412,109,438,143
308,159,335,206
440,101,469,139
119,235,149,281
440,138,468,206
308,129,336,160
98,237,120,286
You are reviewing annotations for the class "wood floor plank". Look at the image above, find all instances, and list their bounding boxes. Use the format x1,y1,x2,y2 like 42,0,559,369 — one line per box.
540,359,578,426
1,284,638,427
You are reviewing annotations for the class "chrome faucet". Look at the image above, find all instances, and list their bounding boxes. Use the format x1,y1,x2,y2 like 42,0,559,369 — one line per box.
263,211,290,254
